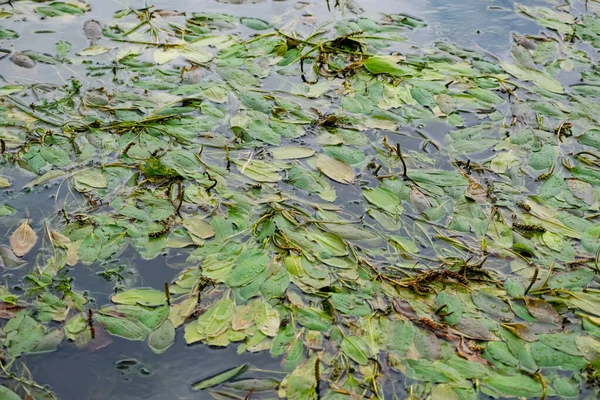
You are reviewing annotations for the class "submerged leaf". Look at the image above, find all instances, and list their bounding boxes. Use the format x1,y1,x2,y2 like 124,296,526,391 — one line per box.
192,363,249,390
10,220,38,257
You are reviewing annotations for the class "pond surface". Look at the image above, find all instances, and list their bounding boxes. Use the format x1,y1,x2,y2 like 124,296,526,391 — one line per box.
1,0,600,399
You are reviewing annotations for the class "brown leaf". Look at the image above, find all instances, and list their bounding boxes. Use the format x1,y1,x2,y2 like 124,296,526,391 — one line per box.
10,220,38,257
315,155,354,184
66,240,81,266
524,298,562,325
501,322,537,342
0,303,23,319
466,180,487,203
453,317,497,341
409,187,431,213
455,338,490,365
51,231,71,247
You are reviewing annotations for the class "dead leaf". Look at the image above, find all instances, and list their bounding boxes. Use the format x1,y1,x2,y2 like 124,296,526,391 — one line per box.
51,231,71,247
0,303,23,319
315,155,354,184
66,241,81,266
525,298,562,325
501,322,537,342
10,220,38,257
409,187,431,213
466,180,487,203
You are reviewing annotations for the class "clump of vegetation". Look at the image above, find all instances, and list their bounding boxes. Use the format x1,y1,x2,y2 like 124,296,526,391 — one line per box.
0,0,599,399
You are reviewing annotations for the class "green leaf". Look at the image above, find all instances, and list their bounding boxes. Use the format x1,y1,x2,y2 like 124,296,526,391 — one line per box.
468,88,504,104
537,333,581,356
4,311,45,357
226,250,270,287
148,319,175,354
240,17,272,31
218,67,260,87
247,120,281,145
504,278,525,297
94,313,150,341
410,87,435,108
436,291,463,326
578,129,600,150
160,150,203,179
529,144,556,170
271,323,295,357
363,187,403,215
194,296,235,340
547,268,595,289
530,341,587,370
192,363,249,390
364,56,414,77
111,289,167,307
501,62,564,93
235,159,283,183
56,40,71,58
471,291,514,321
341,335,370,365
238,92,272,113
73,170,107,191
484,373,544,397
323,145,366,165
270,146,315,160
0,27,18,40
183,215,215,240
0,385,21,400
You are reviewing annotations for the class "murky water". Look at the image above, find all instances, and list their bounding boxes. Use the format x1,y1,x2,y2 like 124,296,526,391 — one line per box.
0,0,586,399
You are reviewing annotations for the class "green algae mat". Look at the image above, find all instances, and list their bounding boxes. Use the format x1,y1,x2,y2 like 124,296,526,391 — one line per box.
1,0,600,399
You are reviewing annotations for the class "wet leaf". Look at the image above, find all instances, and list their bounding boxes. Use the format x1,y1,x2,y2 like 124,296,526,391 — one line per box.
183,216,215,240
148,319,175,354
472,291,514,321
241,17,272,30
73,170,107,191
484,373,544,397
4,311,45,357
547,268,595,290
270,147,315,160
10,220,38,257
315,155,354,184
341,335,370,365
111,289,167,307
0,246,27,269
192,363,249,390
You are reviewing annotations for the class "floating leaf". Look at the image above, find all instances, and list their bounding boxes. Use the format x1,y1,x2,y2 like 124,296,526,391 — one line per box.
0,386,21,400
484,373,544,397
73,170,107,191
95,313,149,341
341,335,370,365
271,147,315,160
315,155,354,184
4,311,45,357
192,363,249,390
148,319,175,354
111,289,167,307
10,220,38,257
183,216,215,240
241,17,272,30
